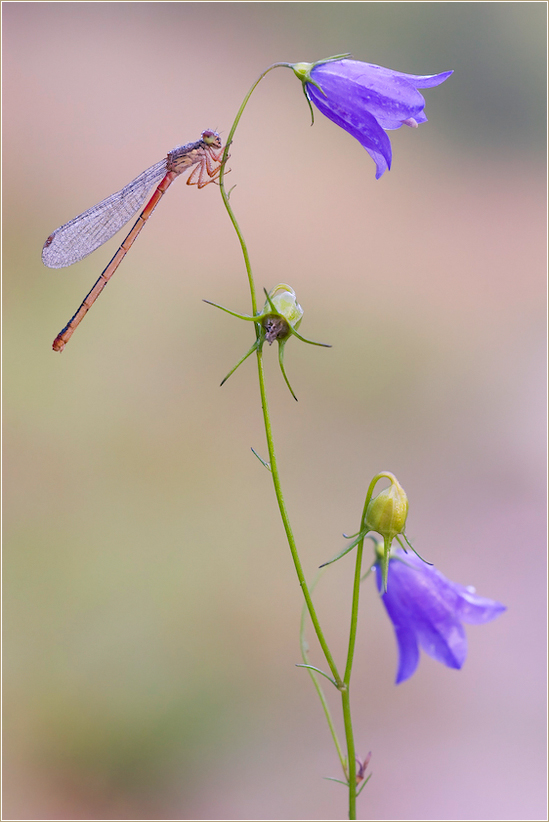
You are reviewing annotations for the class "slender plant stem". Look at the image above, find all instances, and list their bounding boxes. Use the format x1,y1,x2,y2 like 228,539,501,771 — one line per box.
218,63,342,686
344,542,366,685
254,350,342,684
339,480,381,817
219,62,291,316
300,573,347,774
341,688,356,819
216,63,365,819
342,538,365,819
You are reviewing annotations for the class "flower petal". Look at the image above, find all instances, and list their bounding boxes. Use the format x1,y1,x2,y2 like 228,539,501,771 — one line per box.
375,563,420,682
449,583,507,624
387,68,454,88
393,553,507,625
414,607,467,670
307,84,392,178
316,59,453,88
412,111,428,125
381,556,467,669
376,549,505,682
394,621,421,683
311,61,426,130
344,61,453,89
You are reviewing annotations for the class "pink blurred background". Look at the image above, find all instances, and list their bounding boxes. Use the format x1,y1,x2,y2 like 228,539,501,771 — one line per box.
3,3,546,820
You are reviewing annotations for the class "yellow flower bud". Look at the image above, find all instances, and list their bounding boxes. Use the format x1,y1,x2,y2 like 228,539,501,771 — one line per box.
364,474,408,541
364,473,409,593
204,283,329,400
261,284,303,344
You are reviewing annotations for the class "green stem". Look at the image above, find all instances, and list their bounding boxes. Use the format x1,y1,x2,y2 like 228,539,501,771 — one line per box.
219,62,292,316
218,61,342,686
344,538,364,686
338,480,382,818
300,573,347,774
341,538,365,820
341,688,357,820
343,488,374,686
255,350,342,685
217,63,364,818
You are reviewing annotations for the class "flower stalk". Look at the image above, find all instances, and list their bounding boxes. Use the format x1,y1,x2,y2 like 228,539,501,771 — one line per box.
219,62,292,315
217,64,342,683
216,63,361,819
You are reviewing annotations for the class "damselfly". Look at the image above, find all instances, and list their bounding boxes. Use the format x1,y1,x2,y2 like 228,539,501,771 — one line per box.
43,130,224,351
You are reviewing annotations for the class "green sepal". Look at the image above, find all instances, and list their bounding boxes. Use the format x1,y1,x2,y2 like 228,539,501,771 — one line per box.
203,299,257,323
397,533,433,566
278,340,298,401
219,340,260,387
319,530,368,569
311,52,352,66
379,536,391,594
302,84,316,126
356,773,373,796
290,328,331,348
291,53,351,86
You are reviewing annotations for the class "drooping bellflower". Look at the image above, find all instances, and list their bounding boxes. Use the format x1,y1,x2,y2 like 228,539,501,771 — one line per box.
375,548,506,683
292,58,453,178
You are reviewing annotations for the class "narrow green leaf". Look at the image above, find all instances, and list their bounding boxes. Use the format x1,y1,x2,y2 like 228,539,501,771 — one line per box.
295,663,337,687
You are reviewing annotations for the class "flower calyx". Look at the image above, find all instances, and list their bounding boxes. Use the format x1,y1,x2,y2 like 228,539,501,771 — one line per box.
291,54,351,86
261,283,304,344
290,54,351,123
204,283,331,401
319,472,431,593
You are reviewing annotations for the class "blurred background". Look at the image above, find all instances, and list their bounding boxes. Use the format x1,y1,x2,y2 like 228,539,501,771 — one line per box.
3,3,546,820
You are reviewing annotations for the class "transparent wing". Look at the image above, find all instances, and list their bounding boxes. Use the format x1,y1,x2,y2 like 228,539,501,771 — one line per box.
42,159,168,268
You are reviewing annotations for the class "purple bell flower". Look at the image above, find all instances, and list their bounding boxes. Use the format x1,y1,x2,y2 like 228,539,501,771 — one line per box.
375,549,506,684
301,58,453,178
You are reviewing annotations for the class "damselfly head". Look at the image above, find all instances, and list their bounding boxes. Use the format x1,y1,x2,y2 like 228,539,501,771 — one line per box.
201,130,222,148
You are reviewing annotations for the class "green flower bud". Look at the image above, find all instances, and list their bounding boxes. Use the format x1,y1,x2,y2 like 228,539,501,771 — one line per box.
364,473,408,541
364,472,409,593
261,284,303,344
320,472,428,591
204,283,329,400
